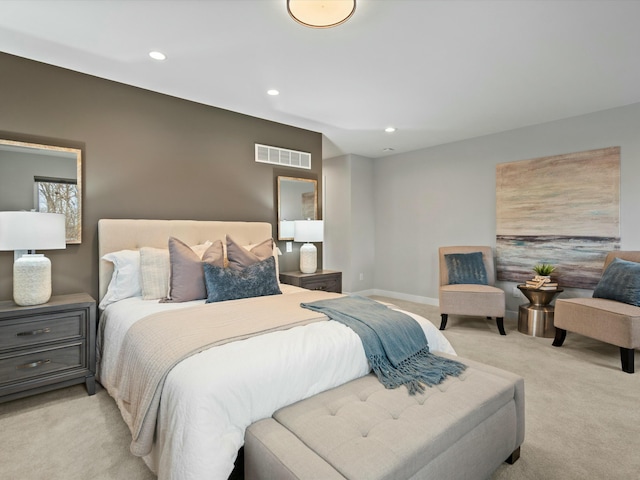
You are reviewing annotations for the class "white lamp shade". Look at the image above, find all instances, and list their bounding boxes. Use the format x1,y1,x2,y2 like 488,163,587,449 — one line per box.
0,211,66,251
279,220,296,239
294,220,324,243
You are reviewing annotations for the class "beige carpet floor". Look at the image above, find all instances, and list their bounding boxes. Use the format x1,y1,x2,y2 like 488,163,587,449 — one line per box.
1,296,639,480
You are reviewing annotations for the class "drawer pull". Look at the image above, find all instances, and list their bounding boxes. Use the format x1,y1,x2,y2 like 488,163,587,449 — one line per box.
17,328,51,337
16,359,51,370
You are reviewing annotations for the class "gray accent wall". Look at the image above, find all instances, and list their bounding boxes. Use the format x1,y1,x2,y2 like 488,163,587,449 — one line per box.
0,52,322,301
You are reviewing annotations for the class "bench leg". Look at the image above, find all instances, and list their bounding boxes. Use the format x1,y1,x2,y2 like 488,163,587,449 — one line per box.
505,446,521,465
439,313,448,330
496,317,506,336
620,347,635,374
552,328,566,347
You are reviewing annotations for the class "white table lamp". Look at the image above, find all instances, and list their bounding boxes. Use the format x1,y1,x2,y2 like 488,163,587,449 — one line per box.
0,211,66,306
294,220,323,274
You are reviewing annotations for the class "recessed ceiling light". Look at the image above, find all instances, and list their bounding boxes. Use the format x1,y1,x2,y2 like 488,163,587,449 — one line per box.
149,51,166,61
385,127,396,133
267,89,280,96
383,148,395,152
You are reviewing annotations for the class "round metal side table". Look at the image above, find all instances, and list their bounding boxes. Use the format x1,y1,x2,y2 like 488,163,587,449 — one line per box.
517,285,564,338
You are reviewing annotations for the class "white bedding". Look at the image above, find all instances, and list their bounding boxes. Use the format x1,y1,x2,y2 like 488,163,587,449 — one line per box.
98,285,456,480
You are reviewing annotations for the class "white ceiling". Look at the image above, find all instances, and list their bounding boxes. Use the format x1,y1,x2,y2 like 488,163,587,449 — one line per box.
1,0,640,159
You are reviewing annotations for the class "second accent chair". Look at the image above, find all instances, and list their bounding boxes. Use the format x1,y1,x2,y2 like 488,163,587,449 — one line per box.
553,251,640,373
439,246,506,335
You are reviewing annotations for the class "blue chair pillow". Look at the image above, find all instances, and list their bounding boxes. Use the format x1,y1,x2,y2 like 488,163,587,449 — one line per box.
593,257,640,307
444,252,488,285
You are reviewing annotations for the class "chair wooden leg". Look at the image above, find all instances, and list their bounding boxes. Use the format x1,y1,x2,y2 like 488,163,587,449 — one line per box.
505,446,521,464
620,347,634,374
552,328,567,347
496,317,506,336
439,313,448,330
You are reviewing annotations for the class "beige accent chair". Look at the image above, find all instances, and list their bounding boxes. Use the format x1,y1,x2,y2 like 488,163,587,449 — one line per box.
553,251,640,374
439,246,506,335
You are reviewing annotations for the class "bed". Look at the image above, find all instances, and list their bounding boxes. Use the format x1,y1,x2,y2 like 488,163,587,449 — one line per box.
96,219,458,480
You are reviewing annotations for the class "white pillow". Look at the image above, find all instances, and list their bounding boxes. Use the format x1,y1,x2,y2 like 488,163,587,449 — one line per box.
140,247,170,300
191,241,213,258
99,249,141,309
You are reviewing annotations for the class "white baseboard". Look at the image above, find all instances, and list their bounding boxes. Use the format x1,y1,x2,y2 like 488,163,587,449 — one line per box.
348,288,439,306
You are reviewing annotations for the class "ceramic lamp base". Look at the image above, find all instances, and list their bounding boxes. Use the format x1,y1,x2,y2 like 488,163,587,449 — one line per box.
299,243,317,274
13,254,52,306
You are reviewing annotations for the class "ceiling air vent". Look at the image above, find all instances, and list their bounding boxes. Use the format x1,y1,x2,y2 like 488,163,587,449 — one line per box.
255,144,311,170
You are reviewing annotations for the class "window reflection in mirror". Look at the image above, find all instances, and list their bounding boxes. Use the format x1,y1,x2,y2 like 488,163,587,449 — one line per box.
277,176,317,240
0,139,82,244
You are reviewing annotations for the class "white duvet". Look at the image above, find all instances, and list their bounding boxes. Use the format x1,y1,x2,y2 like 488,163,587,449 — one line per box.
98,285,456,480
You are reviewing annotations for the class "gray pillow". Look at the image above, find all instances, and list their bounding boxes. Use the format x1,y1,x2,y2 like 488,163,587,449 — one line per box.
444,252,488,285
204,256,281,303
593,257,640,307
226,235,273,271
164,237,224,303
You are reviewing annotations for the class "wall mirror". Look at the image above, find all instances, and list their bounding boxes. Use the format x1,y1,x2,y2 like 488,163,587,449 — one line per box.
0,138,82,244
277,176,317,240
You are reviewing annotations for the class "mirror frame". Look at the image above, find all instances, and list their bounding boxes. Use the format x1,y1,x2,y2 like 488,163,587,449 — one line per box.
0,138,83,244
277,176,318,241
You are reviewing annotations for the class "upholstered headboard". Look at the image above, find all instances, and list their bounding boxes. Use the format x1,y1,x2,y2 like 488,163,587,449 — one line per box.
98,219,272,302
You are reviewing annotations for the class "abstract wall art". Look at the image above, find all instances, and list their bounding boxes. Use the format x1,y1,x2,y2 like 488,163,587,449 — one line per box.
496,146,620,289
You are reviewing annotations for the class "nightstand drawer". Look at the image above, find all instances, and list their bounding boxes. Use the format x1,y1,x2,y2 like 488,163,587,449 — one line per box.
0,342,84,384
303,276,341,292
0,312,84,351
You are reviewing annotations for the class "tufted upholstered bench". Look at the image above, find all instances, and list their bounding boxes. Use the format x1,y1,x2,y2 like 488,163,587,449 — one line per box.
245,355,524,480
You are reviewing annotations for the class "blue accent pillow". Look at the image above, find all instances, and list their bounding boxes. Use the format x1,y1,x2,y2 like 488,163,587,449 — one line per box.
444,252,488,285
203,256,282,303
593,257,640,307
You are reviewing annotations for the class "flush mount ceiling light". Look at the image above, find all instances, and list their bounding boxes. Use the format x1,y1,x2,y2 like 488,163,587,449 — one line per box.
267,89,280,96
385,126,397,133
287,0,356,28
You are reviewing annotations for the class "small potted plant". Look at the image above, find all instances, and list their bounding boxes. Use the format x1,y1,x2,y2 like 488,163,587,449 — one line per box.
533,263,555,277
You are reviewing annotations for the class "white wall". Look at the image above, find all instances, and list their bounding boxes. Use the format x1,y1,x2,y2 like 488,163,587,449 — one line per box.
350,155,375,292
323,156,350,280
323,154,375,293
373,102,640,315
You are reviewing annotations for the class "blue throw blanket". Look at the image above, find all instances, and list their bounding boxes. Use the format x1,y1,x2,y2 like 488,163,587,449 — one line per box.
301,296,466,394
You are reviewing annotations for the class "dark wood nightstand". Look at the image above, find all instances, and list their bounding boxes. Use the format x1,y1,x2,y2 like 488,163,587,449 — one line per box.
0,293,96,403
279,270,342,293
